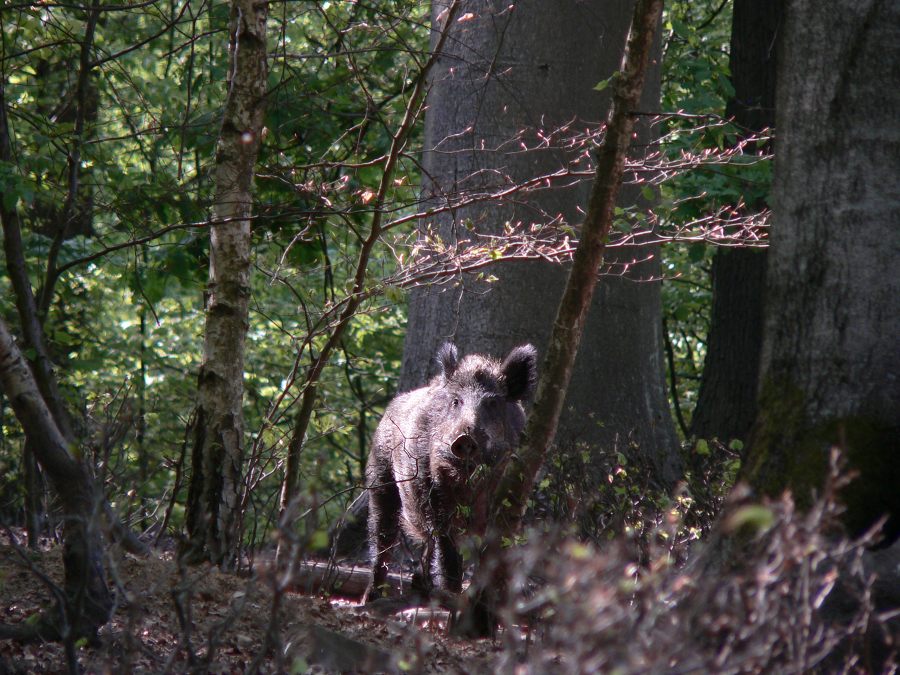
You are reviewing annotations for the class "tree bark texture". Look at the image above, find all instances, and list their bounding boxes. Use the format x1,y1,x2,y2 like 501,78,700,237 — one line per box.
403,0,680,486
0,82,75,441
494,0,665,542
743,0,900,543
689,0,781,444
185,0,268,566
688,248,767,443
455,0,665,636
0,318,111,638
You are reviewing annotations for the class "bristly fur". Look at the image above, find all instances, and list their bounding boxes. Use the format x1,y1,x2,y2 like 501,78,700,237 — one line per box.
363,343,538,602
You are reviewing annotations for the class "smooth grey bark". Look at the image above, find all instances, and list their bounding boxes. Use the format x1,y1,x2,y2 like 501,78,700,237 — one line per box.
455,0,666,636
742,0,900,543
184,0,268,566
403,0,680,486
689,0,781,444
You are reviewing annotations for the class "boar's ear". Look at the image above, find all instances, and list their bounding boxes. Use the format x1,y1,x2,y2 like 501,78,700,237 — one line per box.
436,343,459,379
502,344,537,401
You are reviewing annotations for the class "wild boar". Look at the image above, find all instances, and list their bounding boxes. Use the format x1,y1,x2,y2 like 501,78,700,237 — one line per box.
363,342,538,602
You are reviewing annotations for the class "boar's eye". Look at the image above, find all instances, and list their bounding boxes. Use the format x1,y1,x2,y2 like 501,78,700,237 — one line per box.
450,396,461,408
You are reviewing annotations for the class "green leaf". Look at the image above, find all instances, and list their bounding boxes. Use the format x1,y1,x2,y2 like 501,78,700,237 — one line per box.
593,75,614,92
671,18,690,39
695,439,710,456
688,243,707,263
569,542,591,560
385,286,404,304
310,529,329,550
725,505,775,534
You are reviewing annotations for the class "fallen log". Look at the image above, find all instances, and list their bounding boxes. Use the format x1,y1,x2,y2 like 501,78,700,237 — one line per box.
253,555,409,599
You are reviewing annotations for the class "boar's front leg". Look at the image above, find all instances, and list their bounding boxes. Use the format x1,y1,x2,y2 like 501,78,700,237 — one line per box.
430,533,462,594
427,485,463,593
363,478,400,603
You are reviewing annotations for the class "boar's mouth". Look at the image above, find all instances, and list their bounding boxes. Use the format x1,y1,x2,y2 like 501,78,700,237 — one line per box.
449,434,479,461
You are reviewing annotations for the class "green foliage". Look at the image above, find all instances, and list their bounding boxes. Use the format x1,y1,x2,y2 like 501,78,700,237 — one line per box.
0,0,769,544
0,0,425,539
657,1,734,437
528,435,738,559
656,0,771,437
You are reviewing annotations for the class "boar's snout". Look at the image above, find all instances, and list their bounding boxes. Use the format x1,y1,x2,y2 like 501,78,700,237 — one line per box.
450,433,479,460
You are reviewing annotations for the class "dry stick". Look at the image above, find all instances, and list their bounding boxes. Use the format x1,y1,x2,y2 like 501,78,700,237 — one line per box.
455,0,665,636
276,0,463,534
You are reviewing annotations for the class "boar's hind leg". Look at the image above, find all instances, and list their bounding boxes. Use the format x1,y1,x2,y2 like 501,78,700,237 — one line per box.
363,480,400,602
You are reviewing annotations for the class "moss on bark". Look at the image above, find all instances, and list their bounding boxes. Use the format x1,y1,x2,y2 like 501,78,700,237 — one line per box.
743,376,900,543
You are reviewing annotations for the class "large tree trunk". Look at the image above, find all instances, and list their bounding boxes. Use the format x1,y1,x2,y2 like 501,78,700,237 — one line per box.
742,0,900,544
403,0,680,487
455,0,665,636
0,319,111,641
689,0,781,444
184,0,268,567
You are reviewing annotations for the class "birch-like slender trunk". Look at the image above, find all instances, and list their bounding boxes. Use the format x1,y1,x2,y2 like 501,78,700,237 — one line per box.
184,0,268,567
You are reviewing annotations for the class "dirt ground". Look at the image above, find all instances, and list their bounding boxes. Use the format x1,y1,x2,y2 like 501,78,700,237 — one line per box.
0,531,502,673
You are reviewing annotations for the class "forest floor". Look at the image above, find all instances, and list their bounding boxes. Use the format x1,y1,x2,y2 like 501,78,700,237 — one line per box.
0,532,502,673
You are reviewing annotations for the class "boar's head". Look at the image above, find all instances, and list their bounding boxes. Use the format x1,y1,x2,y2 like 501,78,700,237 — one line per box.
425,342,538,477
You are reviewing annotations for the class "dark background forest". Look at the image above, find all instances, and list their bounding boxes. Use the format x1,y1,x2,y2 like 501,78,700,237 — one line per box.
0,0,897,672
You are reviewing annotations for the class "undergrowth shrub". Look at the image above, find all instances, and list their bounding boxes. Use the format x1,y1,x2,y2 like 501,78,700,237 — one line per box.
503,450,897,673
528,437,741,566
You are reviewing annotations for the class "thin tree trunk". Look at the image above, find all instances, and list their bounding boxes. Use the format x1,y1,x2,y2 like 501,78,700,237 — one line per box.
689,0,780,444
0,318,112,641
2,74,147,560
36,0,101,321
0,82,75,441
455,0,665,636
23,440,43,548
184,0,268,567
1,80,76,550
277,1,463,523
